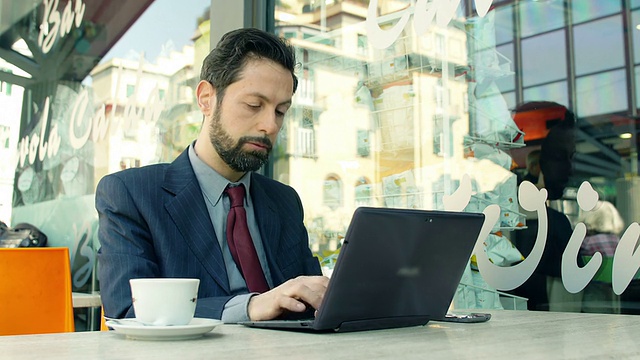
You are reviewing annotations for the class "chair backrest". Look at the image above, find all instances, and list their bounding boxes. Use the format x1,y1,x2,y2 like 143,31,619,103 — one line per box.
0,247,75,335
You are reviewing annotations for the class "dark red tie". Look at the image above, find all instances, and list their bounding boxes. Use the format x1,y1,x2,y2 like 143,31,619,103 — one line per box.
225,185,269,293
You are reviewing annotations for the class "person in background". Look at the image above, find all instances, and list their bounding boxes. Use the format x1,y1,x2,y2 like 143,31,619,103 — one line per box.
579,200,625,313
510,101,581,312
96,28,328,323
522,149,541,185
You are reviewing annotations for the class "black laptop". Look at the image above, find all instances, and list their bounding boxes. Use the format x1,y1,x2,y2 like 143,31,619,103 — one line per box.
239,206,485,333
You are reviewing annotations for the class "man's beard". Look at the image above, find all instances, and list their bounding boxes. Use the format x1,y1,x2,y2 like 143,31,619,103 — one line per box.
208,107,273,172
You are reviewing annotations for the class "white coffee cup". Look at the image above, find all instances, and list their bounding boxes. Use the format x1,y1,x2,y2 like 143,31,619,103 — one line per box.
129,278,200,326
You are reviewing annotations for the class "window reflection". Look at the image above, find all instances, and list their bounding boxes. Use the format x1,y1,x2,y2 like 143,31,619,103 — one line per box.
571,0,621,25
323,175,343,210
518,0,565,38
354,176,372,206
632,10,640,64
494,5,514,45
573,15,624,76
521,30,567,87
576,70,628,117
636,66,640,106
495,43,515,92
523,81,568,108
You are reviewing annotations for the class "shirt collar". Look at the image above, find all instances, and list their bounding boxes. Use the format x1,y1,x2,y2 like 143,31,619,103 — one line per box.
188,142,252,206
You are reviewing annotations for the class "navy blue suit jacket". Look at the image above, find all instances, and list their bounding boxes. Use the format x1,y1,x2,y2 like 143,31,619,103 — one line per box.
96,149,321,319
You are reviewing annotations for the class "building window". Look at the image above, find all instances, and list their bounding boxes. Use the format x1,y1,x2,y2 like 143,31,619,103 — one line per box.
126,84,135,98
355,177,372,206
323,175,342,210
357,129,370,157
296,128,316,157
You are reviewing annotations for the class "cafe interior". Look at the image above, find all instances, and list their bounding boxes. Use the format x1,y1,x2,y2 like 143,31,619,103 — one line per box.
1,0,640,358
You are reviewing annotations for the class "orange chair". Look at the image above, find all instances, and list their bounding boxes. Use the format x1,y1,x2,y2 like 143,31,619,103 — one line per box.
100,307,109,331
0,247,75,335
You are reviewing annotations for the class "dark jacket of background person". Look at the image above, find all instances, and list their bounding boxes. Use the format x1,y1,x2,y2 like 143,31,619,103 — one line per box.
509,101,578,311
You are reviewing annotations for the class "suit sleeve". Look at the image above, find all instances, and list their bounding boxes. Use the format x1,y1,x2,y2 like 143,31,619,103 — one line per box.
96,174,233,319
96,174,160,319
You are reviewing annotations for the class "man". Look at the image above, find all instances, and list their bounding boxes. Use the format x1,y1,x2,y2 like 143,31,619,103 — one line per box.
96,28,328,323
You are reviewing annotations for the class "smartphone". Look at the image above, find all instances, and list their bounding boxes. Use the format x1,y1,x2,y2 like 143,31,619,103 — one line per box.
436,312,492,323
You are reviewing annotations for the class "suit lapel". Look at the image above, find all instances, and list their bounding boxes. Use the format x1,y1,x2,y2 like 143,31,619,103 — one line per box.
162,150,231,294
250,177,285,284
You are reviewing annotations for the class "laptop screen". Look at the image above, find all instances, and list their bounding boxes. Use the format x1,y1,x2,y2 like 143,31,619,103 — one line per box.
312,207,485,332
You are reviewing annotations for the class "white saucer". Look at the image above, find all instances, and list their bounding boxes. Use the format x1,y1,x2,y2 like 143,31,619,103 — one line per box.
106,318,222,341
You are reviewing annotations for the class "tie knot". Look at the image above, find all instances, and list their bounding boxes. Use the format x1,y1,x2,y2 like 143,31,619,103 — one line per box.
226,185,245,208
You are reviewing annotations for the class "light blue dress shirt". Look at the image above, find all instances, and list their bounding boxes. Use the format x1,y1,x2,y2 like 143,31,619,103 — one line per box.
188,144,274,323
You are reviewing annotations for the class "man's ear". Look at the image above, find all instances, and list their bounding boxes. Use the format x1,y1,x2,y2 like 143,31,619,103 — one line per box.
196,80,216,116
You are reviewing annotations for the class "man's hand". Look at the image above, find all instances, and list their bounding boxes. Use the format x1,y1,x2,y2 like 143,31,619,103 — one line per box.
247,275,329,321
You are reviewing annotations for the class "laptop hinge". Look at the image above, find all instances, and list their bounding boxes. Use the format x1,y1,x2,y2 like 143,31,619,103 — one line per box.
336,316,430,332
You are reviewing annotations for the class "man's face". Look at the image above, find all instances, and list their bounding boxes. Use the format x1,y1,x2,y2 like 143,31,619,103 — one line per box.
207,59,293,173
209,105,272,172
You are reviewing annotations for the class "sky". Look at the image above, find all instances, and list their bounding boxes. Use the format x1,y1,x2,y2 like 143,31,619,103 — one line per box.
100,0,210,63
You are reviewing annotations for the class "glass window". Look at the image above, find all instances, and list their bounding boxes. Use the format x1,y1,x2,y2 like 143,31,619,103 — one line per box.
634,66,640,107
518,0,565,38
632,0,640,10
576,70,628,117
502,91,516,111
571,0,621,25
521,30,567,87
0,0,210,331
495,43,515,92
523,81,568,108
633,10,640,64
573,15,624,76
494,5,514,45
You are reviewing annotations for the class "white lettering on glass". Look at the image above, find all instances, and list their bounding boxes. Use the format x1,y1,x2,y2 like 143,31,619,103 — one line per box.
17,57,165,167
613,223,640,295
38,0,86,54
442,173,472,211
366,0,495,49
475,181,549,290
448,176,640,294
562,182,600,293
69,89,92,150
70,221,95,289
18,97,61,167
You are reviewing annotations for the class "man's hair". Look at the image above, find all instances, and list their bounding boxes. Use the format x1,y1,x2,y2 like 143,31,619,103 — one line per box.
200,28,298,104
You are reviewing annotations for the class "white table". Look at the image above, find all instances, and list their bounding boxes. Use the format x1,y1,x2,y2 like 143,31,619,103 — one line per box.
1,310,638,359
71,292,101,308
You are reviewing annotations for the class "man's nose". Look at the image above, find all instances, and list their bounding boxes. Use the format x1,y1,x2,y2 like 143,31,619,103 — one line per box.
257,110,280,135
